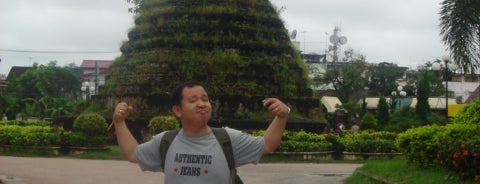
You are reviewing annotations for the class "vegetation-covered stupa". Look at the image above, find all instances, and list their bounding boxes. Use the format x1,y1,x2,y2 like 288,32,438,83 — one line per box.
102,0,313,118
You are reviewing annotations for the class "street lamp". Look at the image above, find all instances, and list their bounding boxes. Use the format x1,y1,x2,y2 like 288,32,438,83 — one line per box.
398,87,407,108
432,54,458,122
361,86,369,116
391,85,406,111
81,81,92,102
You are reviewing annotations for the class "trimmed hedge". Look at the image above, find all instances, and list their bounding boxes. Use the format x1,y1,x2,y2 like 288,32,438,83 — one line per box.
341,131,398,153
0,120,53,127
66,132,107,147
279,130,332,152
73,113,107,136
395,124,443,168
0,125,63,147
148,115,179,134
396,100,480,181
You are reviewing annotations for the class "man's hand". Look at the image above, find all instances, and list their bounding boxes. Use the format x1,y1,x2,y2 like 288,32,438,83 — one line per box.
110,102,137,163
262,98,290,118
113,102,133,124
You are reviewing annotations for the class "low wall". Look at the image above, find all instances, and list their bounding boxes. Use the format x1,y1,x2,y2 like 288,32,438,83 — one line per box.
270,151,403,161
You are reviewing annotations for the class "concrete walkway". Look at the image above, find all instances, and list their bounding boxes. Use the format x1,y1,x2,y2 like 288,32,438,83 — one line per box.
0,156,362,184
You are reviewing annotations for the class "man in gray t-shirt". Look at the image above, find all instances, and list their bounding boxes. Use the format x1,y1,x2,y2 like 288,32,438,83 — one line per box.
112,81,290,183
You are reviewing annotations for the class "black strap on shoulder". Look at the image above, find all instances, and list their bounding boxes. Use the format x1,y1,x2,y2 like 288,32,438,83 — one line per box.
159,129,180,170
211,127,235,170
211,128,243,184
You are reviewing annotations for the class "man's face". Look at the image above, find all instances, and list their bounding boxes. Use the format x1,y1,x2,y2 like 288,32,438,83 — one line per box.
174,85,212,126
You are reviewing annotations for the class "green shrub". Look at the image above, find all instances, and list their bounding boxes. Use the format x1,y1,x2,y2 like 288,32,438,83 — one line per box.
279,130,332,152
436,123,480,180
250,130,332,152
341,131,398,153
0,125,63,147
73,113,107,135
453,99,480,124
0,125,22,145
0,120,52,127
395,124,444,168
387,105,420,132
148,115,179,135
360,112,377,130
446,137,480,181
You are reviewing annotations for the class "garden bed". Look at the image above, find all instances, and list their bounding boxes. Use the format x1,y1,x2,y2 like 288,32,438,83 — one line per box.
270,151,402,161
343,152,403,160
271,151,335,160
0,145,62,156
68,146,110,155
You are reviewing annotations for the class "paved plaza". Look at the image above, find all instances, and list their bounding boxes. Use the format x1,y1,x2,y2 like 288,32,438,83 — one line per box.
0,156,362,184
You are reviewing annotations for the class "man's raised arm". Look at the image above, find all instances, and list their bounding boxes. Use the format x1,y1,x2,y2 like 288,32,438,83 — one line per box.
112,102,138,163
261,98,289,154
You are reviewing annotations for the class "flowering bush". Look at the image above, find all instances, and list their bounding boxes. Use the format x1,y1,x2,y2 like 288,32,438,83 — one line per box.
445,142,480,181
436,123,480,181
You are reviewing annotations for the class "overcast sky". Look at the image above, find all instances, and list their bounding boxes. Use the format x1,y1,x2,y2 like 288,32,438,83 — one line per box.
0,0,447,75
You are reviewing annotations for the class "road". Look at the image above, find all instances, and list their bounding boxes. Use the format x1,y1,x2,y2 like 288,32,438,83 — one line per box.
0,156,362,184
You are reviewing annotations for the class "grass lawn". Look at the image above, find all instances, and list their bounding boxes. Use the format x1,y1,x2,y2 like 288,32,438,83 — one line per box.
345,159,477,184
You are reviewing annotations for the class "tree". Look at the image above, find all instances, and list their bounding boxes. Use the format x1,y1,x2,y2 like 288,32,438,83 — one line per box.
126,0,144,14
376,96,390,129
322,50,368,102
405,61,445,97
360,112,377,130
439,0,480,74
415,71,432,125
368,62,407,97
388,105,418,132
3,61,81,119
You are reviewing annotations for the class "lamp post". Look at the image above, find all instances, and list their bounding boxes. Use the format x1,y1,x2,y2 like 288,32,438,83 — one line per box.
397,86,407,107
432,55,458,122
361,86,369,116
81,81,92,103
391,86,406,111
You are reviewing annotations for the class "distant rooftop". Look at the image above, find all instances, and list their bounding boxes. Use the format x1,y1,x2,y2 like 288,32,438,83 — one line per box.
80,60,113,69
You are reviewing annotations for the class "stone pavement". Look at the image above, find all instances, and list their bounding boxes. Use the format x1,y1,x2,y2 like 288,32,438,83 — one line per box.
0,156,362,184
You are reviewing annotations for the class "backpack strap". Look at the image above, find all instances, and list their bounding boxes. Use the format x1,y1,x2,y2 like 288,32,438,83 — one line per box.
159,129,180,171
211,128,235,170
211,128,243,184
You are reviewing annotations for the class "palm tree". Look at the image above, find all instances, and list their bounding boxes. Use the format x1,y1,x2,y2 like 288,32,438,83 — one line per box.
439,0,480,74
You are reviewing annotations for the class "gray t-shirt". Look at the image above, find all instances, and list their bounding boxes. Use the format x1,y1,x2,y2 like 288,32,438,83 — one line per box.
135,127,265,183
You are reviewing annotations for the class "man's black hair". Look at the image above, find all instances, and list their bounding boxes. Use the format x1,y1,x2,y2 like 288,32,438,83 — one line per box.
171,81,205,107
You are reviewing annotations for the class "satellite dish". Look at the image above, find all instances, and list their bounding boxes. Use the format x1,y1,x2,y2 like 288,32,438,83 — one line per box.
339,36,348,44
290,29,297,40
329,35,339,44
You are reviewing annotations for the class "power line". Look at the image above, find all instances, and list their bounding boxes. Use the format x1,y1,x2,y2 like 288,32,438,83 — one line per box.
0,48,120,54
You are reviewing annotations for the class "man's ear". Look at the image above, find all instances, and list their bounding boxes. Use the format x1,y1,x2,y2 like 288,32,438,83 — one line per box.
172,105,181,118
